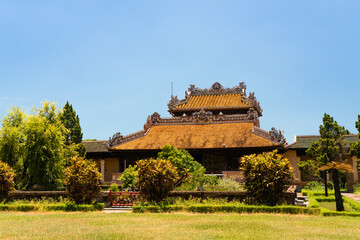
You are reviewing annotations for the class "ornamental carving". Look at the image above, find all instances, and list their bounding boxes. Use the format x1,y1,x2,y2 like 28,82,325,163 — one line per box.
109,132,123,146
269,127,286,144
167,95,179,109
192,108,212,122
187,82,247,96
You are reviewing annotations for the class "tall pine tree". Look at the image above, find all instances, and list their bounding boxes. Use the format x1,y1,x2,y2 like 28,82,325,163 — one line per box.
61,102,85,158
306,113,353,211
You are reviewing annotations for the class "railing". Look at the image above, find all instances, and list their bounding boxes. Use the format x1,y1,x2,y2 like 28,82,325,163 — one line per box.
109,190,142,207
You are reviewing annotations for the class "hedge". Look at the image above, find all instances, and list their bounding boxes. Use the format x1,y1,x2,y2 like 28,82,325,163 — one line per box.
132,204,320,215
0,203,104,212
320,208,360,217
343,197,360,212
301,189,334,197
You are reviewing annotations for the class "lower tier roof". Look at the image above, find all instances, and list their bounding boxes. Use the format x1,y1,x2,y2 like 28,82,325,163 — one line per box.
109,122,282,150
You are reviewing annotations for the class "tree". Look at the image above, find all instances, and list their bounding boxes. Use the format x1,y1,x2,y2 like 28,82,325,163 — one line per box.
61,101,85,158
240,150,294,206
157,144,205,186
0,107,26,177
0,160,16,201
61,101,83,144
137,158,179,203
350,115,360,160
22,102,67,190
64,156,101,204
306,113,352,211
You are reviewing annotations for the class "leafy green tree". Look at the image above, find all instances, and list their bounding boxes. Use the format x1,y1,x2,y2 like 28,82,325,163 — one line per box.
64,156,101,204
61,101,85,158
0,160,16,201
306,113,352,211
137,158,179,202
118,165,138,189
240,150,294,206
0,107,26,183
157,144,205,186
22,102,67,190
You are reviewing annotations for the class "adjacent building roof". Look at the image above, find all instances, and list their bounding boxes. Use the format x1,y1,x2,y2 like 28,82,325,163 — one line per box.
286,135,359,150
109,122,282,150
83,141,109,153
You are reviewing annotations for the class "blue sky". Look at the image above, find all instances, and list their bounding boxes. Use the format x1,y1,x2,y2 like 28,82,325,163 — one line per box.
1,1,360,143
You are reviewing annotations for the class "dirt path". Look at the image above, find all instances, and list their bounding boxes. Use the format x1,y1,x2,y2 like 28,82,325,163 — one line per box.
342,193,360,203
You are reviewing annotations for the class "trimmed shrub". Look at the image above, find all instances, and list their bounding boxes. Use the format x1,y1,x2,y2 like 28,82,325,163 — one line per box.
301,189,334,196
64,156,101,204
240,150,294,206
321,210,360,217
118,165,138,189
0,160,16,201
137,158,179,202
0,203,104,212
132,204,320,215
309,197,320,208
343,197,360,212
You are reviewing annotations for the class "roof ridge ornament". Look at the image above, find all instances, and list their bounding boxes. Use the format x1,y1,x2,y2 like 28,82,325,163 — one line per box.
192,108,212,122
187,82,247,96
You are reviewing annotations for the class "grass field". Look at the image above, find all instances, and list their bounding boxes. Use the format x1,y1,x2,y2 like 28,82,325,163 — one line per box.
1,212,360,240
319,202,356,212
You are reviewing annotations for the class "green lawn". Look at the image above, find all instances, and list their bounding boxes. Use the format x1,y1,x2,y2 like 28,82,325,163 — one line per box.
319,202,356,212
1,212,360,240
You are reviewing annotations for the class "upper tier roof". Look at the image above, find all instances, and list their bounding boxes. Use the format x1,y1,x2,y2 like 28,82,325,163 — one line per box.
173,93,251,110
168,82,262,116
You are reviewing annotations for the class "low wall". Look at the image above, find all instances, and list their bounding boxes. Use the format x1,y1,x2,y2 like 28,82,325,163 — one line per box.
169,191,296,205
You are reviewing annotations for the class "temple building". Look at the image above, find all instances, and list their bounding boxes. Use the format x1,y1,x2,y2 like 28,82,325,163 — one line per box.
85,82,289,183
285,135,360,189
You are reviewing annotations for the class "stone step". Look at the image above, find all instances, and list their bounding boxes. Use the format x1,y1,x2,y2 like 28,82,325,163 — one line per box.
103,207,132,212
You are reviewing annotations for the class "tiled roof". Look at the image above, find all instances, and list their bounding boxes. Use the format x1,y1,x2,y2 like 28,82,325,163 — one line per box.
83,141,108,153
173,94,251,111
286,135,358,149
109,122,281,150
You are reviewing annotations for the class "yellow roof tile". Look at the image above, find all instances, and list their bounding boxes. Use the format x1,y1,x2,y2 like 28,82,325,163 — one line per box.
173,94,251,110
110,122,279,150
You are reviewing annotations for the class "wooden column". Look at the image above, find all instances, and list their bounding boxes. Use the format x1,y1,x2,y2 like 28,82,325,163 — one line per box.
295,156,302,182
100,159,105,182
353,156,358,183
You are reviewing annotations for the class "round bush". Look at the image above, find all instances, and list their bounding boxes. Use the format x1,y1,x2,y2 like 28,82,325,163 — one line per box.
240,150,294,206
0,160,16,200
137,158,179,203
64,156,101,204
